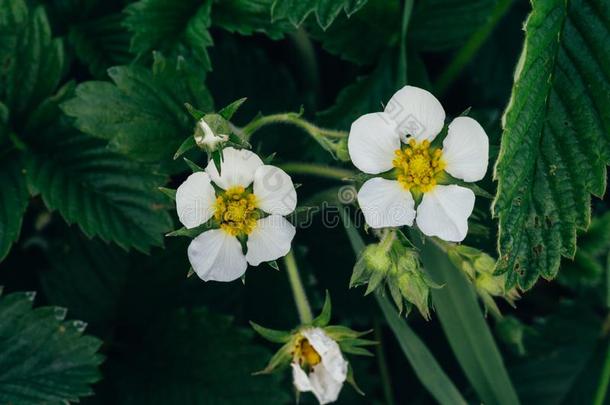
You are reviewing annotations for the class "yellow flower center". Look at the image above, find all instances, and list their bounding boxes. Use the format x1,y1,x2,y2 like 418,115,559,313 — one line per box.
214,186,258,236
392,139,445,193
294,337,322,368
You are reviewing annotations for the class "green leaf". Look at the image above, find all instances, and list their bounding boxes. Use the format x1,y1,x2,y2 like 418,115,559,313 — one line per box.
312,290,332,326
69,13,132,78
308,0,400,65
493,0,610,289
341,208,468,405
125,0,213,70
0,290,103,404
27,129,173,253
62,53,213,163
95,308,290,404
0,2,64,123
409,0,502,51
0,154,28,261
212,0,294,39
272,0,368,29
414,236,520,405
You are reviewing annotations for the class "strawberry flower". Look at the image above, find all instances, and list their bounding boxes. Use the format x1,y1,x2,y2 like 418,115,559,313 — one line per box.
348,85,489,242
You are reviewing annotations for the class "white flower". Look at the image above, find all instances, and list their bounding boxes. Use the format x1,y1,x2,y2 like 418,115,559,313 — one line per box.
194,118,228,151
176,147,297,282
291,328,348,404
348,85,489,242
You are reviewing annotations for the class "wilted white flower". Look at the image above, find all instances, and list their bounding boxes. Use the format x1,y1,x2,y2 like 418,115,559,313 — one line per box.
193,117,228,151
176,147,297,281
348,85,489,242
291,328,348,404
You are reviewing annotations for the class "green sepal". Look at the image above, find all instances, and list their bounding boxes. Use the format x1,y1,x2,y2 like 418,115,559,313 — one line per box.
323,325,372,340
184,102,206,120
166,221,216,238
267,260,279,271
249,321,292,343
227,132,251,149
183,157,204,172
158,187,176,201
211,149,223,174
263,152,277,164
311,290,331,327
253,341,293,375
346,363,365,396
364,268,385,296
174,136,197,160
218,97,247,120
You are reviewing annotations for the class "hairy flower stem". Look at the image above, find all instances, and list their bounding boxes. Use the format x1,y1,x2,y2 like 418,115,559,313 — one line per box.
279,162,355,181
284,250,314,324
240,113,347,142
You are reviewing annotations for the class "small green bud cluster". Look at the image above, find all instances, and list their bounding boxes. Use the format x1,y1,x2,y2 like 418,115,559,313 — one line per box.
351,231,438,319
448,245,519,317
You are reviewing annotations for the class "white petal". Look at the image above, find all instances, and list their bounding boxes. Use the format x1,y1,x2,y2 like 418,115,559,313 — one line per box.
357,178,416,228
416,185,475,242
175,172,217,229
384,85,445,142
348,112,400,174
187,229,247,282
246,215,296,266
205,147,263,189
292,363,313,392
301,328,348,383
253,165,297,215
308,364,345,404
442,116,489,182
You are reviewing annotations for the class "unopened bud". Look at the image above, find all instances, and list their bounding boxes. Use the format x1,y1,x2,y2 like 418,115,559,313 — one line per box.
475,272,504,296
397,269,430,319
335,137,350,162
473,253,495,274
362,244,392,275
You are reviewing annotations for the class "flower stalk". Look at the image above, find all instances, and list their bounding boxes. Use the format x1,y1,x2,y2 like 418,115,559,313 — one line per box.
241,113,347,141
284,250,314,324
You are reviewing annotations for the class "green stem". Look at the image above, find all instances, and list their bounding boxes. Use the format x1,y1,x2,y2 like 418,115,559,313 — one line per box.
434,0,514,96
284,250,314,324
594,338,610,405
374,318,396,405
397,0,415,87
241,113,348,141
279,162,355,181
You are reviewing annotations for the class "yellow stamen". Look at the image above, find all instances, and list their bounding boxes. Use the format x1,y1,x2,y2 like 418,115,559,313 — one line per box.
214,186,258,236
392,139,445,193
294,337,322,368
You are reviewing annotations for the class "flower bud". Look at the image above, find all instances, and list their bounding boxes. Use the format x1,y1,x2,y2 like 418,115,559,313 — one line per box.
473,253,495,274
194,114,229,152
334,137,350,162
397,268,431,320
475,272,504,296
362,244,392,275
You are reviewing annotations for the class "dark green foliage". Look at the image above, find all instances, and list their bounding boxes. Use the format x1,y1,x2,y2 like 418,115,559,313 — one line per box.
62,54,213,163
493,0,610,289
0,290,103,404
69,13,132,78
96,308,291,404
0,156,28,261
2,0,610,403
125,0,214,70
272,0,368,29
